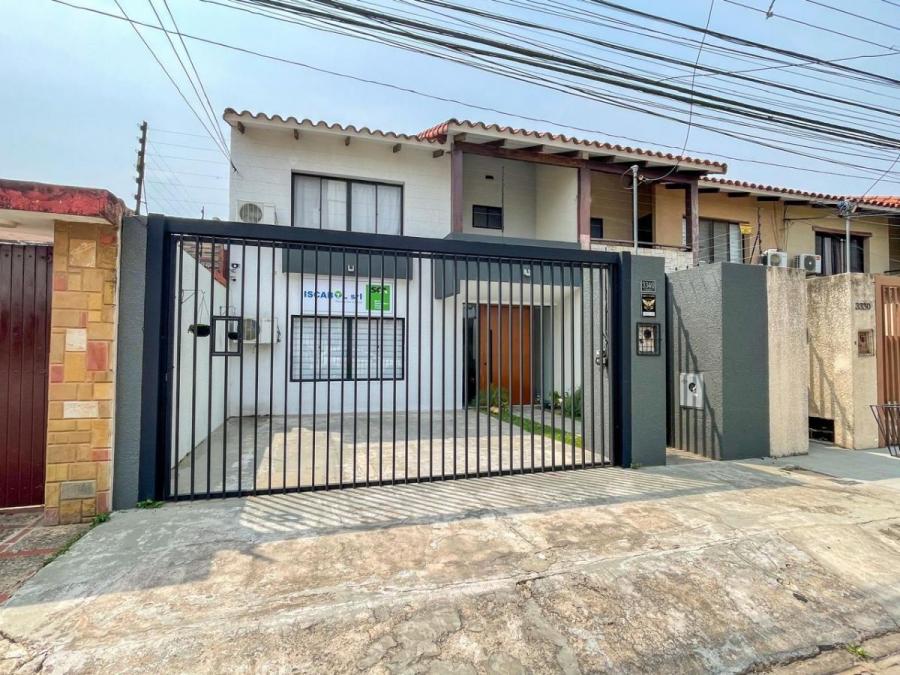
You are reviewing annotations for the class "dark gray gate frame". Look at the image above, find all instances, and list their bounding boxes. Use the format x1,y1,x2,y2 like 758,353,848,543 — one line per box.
137,214,632,501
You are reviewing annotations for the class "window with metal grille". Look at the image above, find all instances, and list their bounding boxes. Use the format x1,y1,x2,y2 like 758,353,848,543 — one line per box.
292,174,403,234
290,316,404,381
816,232,865,274
472,205,503,230
693,219,743,263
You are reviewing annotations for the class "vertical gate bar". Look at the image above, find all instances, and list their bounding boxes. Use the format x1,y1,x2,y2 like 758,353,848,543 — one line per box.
508,259,514,474
253,241,262,495
190,236,200,498
417,254,423,482
440,254,446,479
268,245,276,492
539,262,545,471
238,241,246,494
519,260,524,473
498,258,503,474
325,247,333,488
570,262,577,469
173,236,183,499
429,254,435,480
404,251,411,483
353,249,360,485
207,239,216,497
366,250,373,486
453,256,458,478
392,250,399,483
588,266,596,467
222,239,230,493
284,243,291,492
475,258,481,477
486,258,492,476
463,259,470,477
311,245,319,490
529,259,535,472
297,243,305,488
550,263,557,470
378,250,386,485
602,267,608,465
339,249,346,488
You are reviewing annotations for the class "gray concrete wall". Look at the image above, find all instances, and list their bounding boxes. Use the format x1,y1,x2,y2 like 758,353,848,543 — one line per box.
807,274,879,449
625,255,667,467
766,267,809,457
667,263,771,460
112,217,147,509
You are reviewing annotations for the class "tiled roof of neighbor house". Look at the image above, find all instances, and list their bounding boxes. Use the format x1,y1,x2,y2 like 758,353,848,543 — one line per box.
0,178,127,224
418,119,727,171
223,109,726,172
701,177,900,212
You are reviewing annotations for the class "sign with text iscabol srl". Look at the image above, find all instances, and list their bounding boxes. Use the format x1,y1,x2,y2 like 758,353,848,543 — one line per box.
301,282,394,315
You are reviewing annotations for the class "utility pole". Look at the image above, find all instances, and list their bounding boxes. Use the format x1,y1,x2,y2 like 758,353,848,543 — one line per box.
630,165,640,255
134,121,148,215
837,199,857,273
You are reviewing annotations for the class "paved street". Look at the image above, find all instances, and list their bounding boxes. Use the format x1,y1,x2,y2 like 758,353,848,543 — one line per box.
2,446,900,673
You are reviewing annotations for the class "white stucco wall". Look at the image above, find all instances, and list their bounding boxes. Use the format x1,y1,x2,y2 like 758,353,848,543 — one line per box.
229,126,451,238
535,164,578,243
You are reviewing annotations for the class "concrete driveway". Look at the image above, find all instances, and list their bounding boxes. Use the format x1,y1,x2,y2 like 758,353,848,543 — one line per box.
2,448,900,673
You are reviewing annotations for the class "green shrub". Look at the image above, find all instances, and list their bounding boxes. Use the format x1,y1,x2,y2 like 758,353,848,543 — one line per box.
473,385,509,411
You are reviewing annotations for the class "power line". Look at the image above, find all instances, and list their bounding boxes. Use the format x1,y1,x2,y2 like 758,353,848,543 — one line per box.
803,0,900,32
110,0,231,163
51,0,900,185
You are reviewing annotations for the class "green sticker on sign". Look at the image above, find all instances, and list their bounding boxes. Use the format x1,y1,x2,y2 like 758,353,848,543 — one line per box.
366,284,392,312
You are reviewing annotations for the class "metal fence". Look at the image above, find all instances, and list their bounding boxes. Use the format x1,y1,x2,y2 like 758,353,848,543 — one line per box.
140,217,620,499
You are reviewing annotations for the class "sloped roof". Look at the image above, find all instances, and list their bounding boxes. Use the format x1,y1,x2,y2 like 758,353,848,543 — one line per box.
701,177,900,213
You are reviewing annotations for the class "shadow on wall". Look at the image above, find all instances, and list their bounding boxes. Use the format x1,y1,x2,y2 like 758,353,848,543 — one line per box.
667,273,722,459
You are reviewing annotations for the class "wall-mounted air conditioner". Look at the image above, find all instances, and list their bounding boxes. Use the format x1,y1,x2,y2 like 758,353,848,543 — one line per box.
794,253,822,274
241,317,279,345
762,249,789,268
237,201,276,225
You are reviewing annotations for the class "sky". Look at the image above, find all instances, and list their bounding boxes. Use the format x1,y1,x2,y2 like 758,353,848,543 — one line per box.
1,0,898,220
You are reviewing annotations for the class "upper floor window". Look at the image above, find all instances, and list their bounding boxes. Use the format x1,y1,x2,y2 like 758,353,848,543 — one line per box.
816,231,865,274
292,174,402,234
689,218,743,263
472,204,503,230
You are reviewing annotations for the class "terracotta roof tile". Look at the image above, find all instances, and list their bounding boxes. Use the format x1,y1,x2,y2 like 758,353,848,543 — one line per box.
0,179,127,224
702,177,900,212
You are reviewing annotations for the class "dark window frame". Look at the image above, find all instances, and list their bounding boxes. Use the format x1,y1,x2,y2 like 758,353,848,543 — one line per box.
290,172,404,234
289,315,406,382
589,217,604,241
472,204,503,230
210,315,243,357
815,231,866,275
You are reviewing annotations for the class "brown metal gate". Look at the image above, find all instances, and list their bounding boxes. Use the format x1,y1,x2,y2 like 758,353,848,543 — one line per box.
0,244,52,508
876,275,900,406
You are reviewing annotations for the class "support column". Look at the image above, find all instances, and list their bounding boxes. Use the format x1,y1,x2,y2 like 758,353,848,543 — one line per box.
451,146,463,233
685,179,700,266
577,166,592,249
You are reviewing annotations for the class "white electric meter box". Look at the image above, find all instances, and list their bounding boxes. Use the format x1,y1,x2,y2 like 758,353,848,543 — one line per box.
680,372,704,409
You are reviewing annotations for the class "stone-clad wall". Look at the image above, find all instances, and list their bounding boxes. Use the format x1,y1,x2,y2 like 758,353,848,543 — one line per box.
44,221,118,525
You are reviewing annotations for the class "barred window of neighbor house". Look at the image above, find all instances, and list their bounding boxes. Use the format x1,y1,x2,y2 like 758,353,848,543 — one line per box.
292,174,402,234
691,218,743,263
291,316,404,381
816,232,865,275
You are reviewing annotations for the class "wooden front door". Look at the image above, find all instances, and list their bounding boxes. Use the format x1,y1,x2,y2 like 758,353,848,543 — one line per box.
0,244,52,508
876,275,900,405
477,304,532,406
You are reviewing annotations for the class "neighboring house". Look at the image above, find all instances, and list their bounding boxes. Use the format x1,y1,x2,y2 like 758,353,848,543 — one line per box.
0,179,126,523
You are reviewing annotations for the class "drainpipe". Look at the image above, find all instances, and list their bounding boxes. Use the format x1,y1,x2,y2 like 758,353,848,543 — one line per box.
631,165,640,255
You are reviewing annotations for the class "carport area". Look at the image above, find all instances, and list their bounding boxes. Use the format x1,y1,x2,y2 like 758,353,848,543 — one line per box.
172,410,590,496
3,448,900,673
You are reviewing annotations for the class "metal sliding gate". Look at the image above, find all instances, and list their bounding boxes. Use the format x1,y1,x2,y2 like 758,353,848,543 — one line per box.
146,217,619,500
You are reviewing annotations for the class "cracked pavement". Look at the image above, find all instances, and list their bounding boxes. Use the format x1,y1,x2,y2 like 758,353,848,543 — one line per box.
1,455,900,673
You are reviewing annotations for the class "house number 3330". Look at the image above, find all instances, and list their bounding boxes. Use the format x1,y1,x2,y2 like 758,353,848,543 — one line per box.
855,302,872,310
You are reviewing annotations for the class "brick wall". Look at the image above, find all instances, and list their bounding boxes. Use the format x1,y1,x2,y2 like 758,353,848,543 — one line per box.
45,221,118,525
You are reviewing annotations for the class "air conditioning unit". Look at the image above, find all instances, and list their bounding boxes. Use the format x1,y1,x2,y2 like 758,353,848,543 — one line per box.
762,249,789,268
237,201,276,225
241,317,278,345
795,253,822,274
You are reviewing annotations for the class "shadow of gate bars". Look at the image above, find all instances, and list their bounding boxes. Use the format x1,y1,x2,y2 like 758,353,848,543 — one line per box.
138,215,626,500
